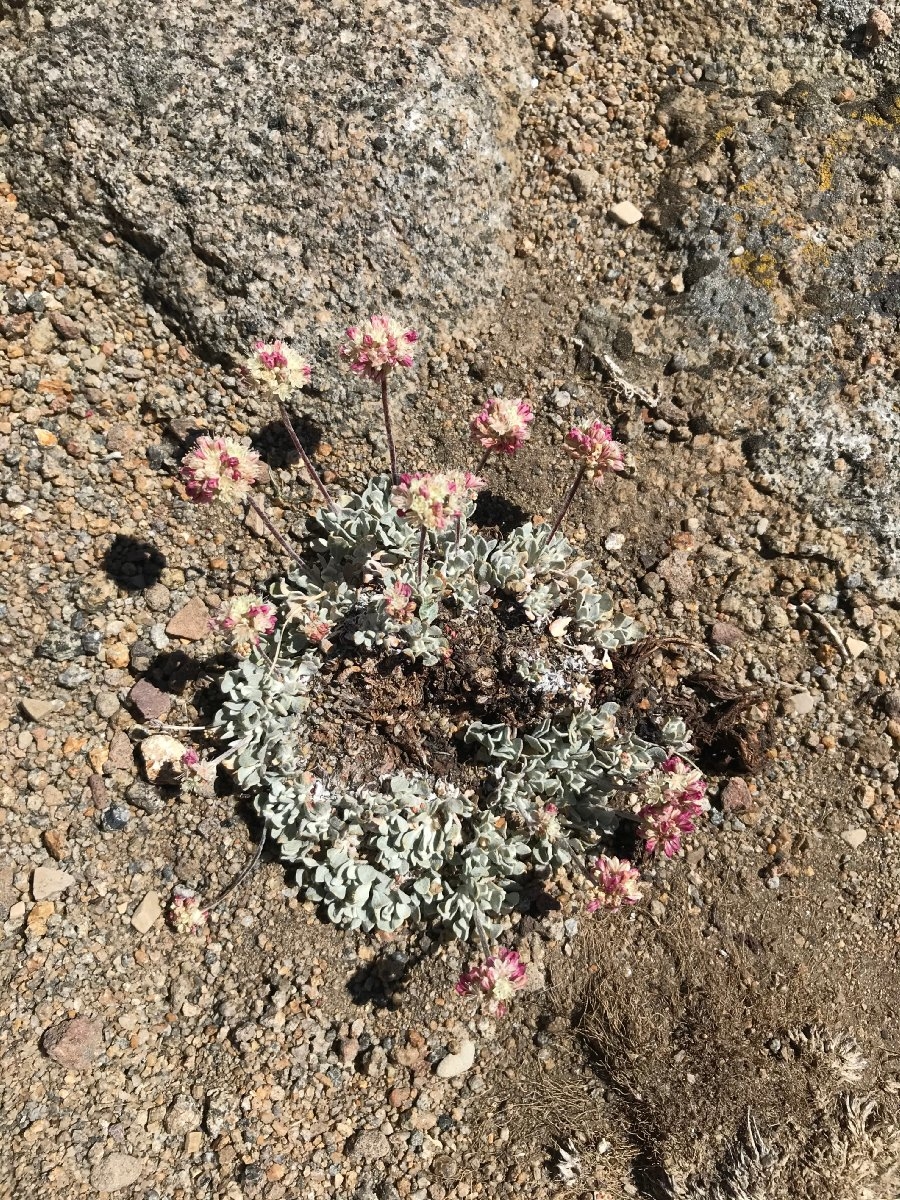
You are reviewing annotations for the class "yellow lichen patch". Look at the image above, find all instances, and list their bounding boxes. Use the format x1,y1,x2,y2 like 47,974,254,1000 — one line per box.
714,125,734,144
731,249,779,291
818,130,852,193
862,112,890,128
800,241,830,269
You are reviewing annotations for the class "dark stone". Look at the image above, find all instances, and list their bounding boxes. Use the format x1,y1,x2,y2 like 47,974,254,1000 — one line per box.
37,622,82,662
101,805,130,831
80,630,103,656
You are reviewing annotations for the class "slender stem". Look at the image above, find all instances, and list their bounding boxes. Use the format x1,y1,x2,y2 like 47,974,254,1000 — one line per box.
246,494,306,567
205,827,267,912
547,464,587,541
475,447,491,474
279,401,339,515
381,369,399,485
416,527,426,584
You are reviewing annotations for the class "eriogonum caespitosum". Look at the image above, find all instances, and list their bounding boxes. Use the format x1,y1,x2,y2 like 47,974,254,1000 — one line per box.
456,947,527,1017
340,315,419,380
391,472,460,533
166,886,209,935
586,854,642,911
384,580,415,622
212,595,277,656
564,421,626,484
470,396,534,456
180,436,261,505
660,754,708,814
639,801,696,858
246,339,312,399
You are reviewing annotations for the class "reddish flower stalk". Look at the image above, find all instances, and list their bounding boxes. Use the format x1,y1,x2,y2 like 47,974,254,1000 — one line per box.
340,316,418,484
547,421,626,539
278,401,339,515
547,463,586,540
381,369,399,485
245,495,306,567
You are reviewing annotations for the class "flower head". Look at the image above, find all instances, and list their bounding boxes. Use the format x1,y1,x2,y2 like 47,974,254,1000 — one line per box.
391,471,458,532
180,436,261,505
246,339,311,400
456,947,527,1017
212,595,277,656
639,801,696,858
166,886,208,936
384,580,415,622
661,755,708,815
445,469,486,512
534,802,562,842
470,396,534,456
303,615,333,648
564,421,626,484
340,315,419,380
586,854,642,911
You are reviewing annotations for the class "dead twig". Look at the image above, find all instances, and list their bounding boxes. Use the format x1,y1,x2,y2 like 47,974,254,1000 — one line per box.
797,602,851,664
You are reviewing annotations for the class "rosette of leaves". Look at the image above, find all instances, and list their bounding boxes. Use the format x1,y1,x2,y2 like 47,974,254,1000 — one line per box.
212,476,660,938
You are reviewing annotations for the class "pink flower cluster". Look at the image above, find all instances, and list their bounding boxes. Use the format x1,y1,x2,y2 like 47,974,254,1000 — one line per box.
470,396,534,456
212,595,278,655
246,339,312,400
181,747,218,789
586,854,642,912
391,470,484,532
303,615,333,648
340,315,419,380
564,421,625,484
639,755,708,858
180,435,261,505
384,580,415,621
166,886,208,935
456,947,527,1017
534,801,562,842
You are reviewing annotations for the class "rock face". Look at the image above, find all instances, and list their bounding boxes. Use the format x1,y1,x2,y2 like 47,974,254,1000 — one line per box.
0,0,529,358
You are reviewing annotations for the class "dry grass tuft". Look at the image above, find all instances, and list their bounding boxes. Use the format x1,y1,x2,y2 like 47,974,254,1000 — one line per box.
501,868,900,1198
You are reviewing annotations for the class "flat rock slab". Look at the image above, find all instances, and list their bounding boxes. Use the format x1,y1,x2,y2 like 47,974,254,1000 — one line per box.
32,866,75,901
785,691,816,717
710,621,746,648
131,890,162,933
436,1039,476,1079
90,1154,143,1193
609,200,643,226
42,1016,104,1069
166,598,210,641
128,679,173,721
657,551,694,597
346,1130,391,1161
21,697,54,721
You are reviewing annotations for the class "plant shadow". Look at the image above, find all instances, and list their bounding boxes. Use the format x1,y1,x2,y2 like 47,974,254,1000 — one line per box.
252,410,323,471
473,488,528,534
102,534,167,592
